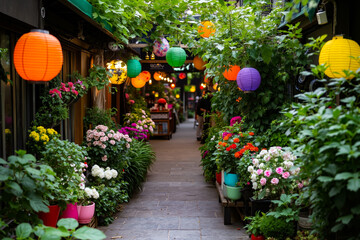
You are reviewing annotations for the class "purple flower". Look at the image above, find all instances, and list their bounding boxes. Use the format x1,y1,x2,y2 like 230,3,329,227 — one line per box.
131,123,137,127
230,116,242,126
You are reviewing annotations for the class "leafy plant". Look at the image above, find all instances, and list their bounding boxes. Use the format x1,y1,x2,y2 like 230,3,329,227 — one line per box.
244,211,265,237
26,126,60,159
0,150,57,237
259,215,296,240
267,193,300,222
8,218,106,240
86,65,111,90
83,107,117,132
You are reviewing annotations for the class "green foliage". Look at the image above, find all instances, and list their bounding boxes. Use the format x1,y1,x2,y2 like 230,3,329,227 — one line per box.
9,218,106,240
295,230,318,240
41,139,88,206
260,215,296,240
124,140,156,196
267,193,300,222
87,65,111,91
26,126,60,159
93,181,129,226
283,67,360,238
0,151,57,237
83,107,117,132
244,211,265,237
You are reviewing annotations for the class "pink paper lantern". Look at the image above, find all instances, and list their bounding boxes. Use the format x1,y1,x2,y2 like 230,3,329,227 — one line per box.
153,37,170,57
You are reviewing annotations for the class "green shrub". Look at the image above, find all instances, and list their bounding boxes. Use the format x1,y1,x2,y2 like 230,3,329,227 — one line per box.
83,107,117,132
260,215,296,240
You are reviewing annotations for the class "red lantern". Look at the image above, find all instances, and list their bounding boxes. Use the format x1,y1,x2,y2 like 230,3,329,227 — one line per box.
179,73,186,79
14,29,63,81
223,65,241,81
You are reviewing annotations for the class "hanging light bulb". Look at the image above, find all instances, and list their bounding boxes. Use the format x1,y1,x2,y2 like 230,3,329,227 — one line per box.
145,52,150,60
149,79,152,85
151,52,155,60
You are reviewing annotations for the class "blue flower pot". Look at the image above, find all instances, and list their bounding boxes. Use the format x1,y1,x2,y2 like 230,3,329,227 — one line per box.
224,172,239,187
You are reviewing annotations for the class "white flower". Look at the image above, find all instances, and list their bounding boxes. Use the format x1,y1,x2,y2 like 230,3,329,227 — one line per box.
259,163,265,169
252,182,258,190
251,173,257,182
284,161,294,169
98,169,105,179
92,188,99,199
111,169,118,178
247,166,254,173
104,170,113,180
79,182,85,190
126,143,130,149
84,187,93,197
252,159,259,167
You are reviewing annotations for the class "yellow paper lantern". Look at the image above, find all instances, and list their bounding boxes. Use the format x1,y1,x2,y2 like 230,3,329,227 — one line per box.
198,21,216,38
106,60,127,84
131,76,146,88
319,36,360,79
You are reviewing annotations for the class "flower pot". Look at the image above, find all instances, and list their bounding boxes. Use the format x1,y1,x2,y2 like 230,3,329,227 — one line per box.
77,202,95,224
251,234,265,240
223,184,228,198
60,203,78,220
215,172,221,185
298,216,312,230
250,197,272,216
224,172,239,187
38,205,60,227
225,184,242,201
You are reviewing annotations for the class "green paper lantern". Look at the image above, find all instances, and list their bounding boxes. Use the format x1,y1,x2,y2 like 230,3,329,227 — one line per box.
127,59,141,78
166,47,186,67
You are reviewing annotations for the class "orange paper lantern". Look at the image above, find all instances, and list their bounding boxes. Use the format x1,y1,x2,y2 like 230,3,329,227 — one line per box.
193,56,207,71
14,29,63,81
153,71,164,81
131,76,146,88
223,65,241,81
140,71,151,82
198,21,216,38
170,83,176,89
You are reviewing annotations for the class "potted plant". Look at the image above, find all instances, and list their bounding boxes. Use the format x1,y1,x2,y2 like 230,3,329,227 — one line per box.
41,138,88,221
245,212,265,240
77,186,99,224
259,215,296,240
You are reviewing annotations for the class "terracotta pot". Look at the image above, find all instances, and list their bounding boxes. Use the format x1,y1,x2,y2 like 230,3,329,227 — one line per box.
251,234,265,240
38,205,60,227
215,172,221,185
77,202,95,224
60,203,78,220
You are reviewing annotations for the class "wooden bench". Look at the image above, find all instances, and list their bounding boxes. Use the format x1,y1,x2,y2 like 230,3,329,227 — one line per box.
215,181,251,225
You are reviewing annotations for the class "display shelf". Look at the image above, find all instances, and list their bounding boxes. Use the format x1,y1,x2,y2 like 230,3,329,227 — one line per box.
150,111,172,139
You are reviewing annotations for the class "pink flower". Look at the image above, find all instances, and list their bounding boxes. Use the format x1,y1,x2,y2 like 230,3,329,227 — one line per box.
260,178,267,186
129,100,135,104
102,155,107,161
264,170,272,177
101,144,106,149
265,155,271,161
271,178,279,185
298,182,304,189
68,82,74,88
282,172,290,179
72,89,78,96
256,169,263,175
125,93,129,99
276,167,284,175
110,140,116,145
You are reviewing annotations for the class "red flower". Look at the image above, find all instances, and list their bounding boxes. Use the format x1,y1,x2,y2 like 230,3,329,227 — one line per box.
249,132,254,136
226,147,231,151
233,138,240,143
230,144,237,149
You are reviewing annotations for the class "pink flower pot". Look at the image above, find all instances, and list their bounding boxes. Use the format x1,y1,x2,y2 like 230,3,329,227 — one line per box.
77,202,95,224
38,205,60,227
60,203,78,220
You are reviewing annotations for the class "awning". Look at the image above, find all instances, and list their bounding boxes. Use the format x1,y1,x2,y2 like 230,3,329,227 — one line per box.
279,0,321,28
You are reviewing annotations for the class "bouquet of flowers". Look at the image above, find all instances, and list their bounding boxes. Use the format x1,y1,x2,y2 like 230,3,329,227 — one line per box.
124,108,155,134
85,125,132,168
248,147,300,200
27,126,60,158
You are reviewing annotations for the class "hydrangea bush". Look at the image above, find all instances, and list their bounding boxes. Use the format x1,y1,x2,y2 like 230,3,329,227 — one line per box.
91,164,119,180
248,147,300,199
85,125,132,168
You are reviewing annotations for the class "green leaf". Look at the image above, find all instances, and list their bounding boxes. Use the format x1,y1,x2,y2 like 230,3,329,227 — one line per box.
0,158,7,164
347,178,360,192
0,166,11,181
16,223,32,239
260,45,273,64
21,176,36,191
57,218,78,230
8,182,23,196
351,205,360,215
337,214,353,225
30,199,49,212
331,223,344,232
317,176,333,182
334,172,353,180
73,227,106,240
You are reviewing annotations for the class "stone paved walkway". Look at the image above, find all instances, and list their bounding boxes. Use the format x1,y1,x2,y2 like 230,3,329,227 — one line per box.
99,120,248,240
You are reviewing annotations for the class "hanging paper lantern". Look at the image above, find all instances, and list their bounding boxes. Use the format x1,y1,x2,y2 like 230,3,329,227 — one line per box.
166,47,186,67
236,67,261,92
131,76,146,88
106,60,127,84
170,83,176,89
140,71,151,82
153,37,170,57
319,36,360,79
127,59,141,78
193,56,207,71
179,73,186,79
154,71,164,81
13,29,63,81
223,65,241,81
198,21,216,38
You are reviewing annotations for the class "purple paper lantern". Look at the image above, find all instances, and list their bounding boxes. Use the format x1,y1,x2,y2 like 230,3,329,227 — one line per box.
153,37,170,57
236,67,261,92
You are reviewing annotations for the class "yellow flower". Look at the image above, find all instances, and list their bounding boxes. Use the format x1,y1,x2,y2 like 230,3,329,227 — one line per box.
40,134,49,142
5,129,11,134
34,136,40,142
37,126,46,135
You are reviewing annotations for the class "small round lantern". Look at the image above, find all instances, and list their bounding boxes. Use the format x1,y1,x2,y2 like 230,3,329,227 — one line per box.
193,56,207,71
140,71,151,82
154,71,164,81
131,76,146,88
198,21,216,38
13,29,63,81
223,65,241,81
153,37,170,57
166,47,186,67
319,36,360,79
170,83,176,89
127,59,141,78
236,67,261,92
106,60,127,84
179,73,186,79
